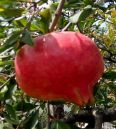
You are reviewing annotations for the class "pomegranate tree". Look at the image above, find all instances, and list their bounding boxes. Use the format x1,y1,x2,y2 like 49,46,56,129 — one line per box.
14,31,104,106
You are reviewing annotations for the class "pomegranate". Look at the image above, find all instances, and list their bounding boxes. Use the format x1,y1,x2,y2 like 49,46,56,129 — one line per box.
14,31,104,106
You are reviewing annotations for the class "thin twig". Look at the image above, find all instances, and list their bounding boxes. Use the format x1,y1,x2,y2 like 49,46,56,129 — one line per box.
49,0,65,32
0,78,10,90
62,22,71,31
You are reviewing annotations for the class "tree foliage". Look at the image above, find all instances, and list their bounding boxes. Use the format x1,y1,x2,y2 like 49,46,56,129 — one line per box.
0,0,116,129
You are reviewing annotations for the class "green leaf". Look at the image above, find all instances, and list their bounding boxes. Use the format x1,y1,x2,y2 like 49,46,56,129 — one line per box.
24,110,39,129
15,101,36,111
57,121,71,129
66,0,82,5
69,5,93,23
38,0,48,5
0,31,21,53
4,113,19,125
0,0,16,5
39,8,51,21
21,30,33,46
40,101,46,110
78,5,93,22
36,19,49,34
0,92,4,101
5,104,19,125
50,2,59,11
84,17,95,28
0,33,6,39
4,78,16,100
5,31,21,45
0,123,4,129
0,60,13,67
30,23,40,31
0,122,13,129
14,18,27,27
103,71,116,80
38,8,51,33
84,0,93,5
35,121,42,129
4,84,15,100
0,8,24,18
6,104,17,120
51,120,71,129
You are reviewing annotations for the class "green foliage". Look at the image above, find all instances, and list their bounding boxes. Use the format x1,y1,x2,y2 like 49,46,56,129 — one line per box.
23,110,39,129
0,0,116,129
4,104,19,125
103,71,116,80
0,31,21,53
51,120,71,129
22,30,33,46
69,5,94,30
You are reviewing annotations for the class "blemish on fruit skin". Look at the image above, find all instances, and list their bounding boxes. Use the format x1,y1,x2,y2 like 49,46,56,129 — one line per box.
14,31,104,106
43,37,46,42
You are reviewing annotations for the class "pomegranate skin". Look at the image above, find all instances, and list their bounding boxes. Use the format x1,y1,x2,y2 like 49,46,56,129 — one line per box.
14,31,104,106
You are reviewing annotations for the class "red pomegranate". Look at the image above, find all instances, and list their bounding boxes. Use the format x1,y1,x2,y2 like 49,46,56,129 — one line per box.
14,31,104,106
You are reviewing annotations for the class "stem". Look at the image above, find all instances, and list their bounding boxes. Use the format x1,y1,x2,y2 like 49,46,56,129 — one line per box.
93,111,103,129
49,0,65,32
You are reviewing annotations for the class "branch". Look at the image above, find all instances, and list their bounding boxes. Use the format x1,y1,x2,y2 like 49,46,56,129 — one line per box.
53,104,64,119
93,111,103,129
103,107,116,122
49,0,65,32
64,110,94,124
64,107,116,128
